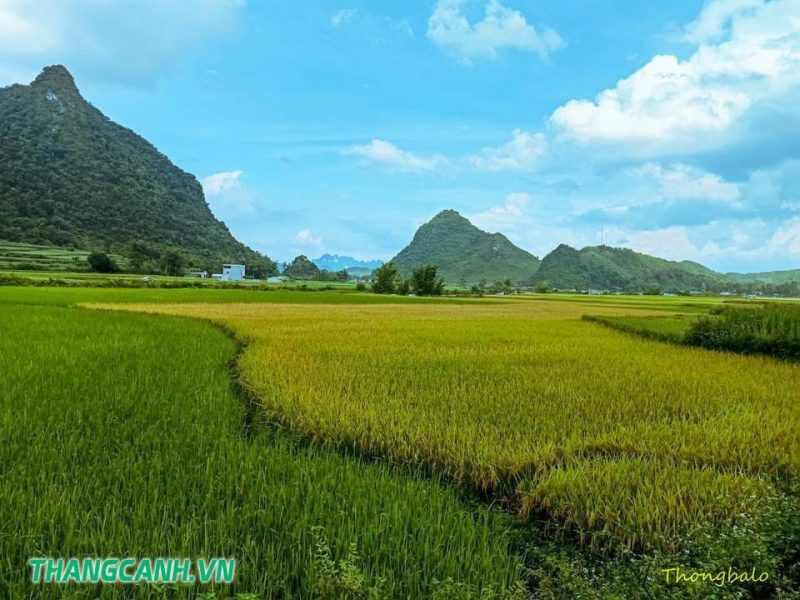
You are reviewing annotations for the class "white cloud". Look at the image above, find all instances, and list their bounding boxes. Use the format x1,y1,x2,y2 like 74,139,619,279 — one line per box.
550,0,800,157
470,129,548,172
630,163,741,202
296,228,323,249
764,217,800,255
427,0,564,63
202,170,243,196
346,139,448,173
612,225,724,263
0,0,244,86
606,216,800,269
201,170,256,216
682,0,763,43
331,8,357,27
470,192,531,231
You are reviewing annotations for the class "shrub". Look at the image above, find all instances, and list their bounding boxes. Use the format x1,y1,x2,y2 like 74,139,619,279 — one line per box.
410,265,444,296
86,252,117,273
372,263,398,295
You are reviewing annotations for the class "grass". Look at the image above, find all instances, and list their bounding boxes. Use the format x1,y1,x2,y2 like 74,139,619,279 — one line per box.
685,303,800,360
586,301,800,361
93,298,798,585
0,303,530,599
581,314,697,343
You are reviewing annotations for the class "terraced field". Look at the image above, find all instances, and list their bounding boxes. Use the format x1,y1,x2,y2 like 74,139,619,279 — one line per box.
0,240,129,272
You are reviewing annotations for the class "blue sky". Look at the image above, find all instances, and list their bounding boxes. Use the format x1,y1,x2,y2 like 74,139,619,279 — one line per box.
1,0,799,272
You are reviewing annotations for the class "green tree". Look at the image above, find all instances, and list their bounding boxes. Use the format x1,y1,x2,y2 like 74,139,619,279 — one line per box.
397,278,411,296
86,252,116,273
160,250,184,276
372,263,398,294
410,265,444,296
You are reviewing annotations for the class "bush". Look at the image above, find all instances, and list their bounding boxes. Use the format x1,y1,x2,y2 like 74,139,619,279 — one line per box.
372,263,398,295
86,252,117,273
410,265,444,296
685,303,800,360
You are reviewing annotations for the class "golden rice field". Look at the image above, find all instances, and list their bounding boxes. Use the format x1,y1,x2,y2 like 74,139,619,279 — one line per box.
90,296,799,566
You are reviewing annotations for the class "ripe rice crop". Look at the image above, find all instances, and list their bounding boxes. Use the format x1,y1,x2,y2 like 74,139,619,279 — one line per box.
93,298,799,565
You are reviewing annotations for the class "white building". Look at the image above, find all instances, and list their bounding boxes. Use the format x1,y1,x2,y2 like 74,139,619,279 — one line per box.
213,264,245,281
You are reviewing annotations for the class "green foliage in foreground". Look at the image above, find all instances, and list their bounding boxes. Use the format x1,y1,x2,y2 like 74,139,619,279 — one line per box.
686,303,800,360
0,304,528,598
586,302,800,361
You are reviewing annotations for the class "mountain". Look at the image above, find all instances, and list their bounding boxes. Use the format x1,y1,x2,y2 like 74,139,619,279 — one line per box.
283,255,321,279
0,65,276,275
312,254,383,272
725,269,800,285
390,209,540,285
533,244,727,291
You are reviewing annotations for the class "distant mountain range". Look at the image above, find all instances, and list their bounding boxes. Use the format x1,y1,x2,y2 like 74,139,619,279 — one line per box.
0,65,276,275
389,210,799,293
390,209,540,285
312,254,383,272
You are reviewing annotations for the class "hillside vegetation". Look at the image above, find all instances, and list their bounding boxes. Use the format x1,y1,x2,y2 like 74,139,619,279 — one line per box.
391,210,540,286
0,65,275,275
533,244,725,292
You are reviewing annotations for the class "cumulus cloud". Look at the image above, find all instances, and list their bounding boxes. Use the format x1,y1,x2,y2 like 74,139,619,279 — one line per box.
681,0,763,43
296,228,323,249
201,170,256,216
630,163,741,202
427,0,564,63
550,0,800,158
613,225,724,263
331,8,357,27
346,139,448,173
764,217,800,255
470,129,548,172
0,0,244,86
470,192,531,231
604,216,800,270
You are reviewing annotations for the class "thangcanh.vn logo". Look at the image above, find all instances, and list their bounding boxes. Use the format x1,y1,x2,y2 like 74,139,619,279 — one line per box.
29,557,236,584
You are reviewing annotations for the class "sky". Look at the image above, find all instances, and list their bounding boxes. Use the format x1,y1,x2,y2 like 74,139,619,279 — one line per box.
1,0,799,272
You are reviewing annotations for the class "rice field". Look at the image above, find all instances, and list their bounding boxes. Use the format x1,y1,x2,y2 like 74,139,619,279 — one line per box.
3,286,799,598
91,299,799,564
0,301,530,599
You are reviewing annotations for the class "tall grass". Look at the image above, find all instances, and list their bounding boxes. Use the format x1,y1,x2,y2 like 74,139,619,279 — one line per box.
587,302,800,361
0,304,529,598
685,303,800,360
